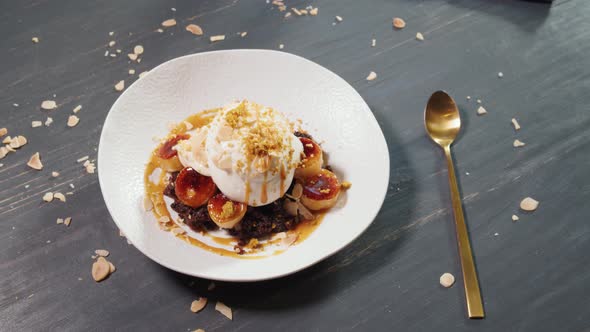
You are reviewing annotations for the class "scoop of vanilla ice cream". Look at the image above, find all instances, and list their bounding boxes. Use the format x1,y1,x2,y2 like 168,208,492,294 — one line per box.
206,101,303,206
175,126,211,176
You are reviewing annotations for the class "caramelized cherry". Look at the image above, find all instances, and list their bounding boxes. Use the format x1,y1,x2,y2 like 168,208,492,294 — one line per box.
174,167,216,208
300,169,340,211
207,193,247,229
295,137,323,179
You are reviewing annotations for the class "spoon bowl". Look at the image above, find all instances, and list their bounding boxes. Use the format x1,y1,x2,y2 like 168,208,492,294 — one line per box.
424,90,461,147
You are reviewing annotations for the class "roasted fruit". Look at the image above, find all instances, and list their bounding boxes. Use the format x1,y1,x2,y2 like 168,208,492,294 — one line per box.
156,134,190,172
295,137,323,179
300,169,340,211
207,193,247,229
174,167,216,207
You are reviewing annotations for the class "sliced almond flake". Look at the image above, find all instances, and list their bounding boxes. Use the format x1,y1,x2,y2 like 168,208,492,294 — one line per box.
512,214,519,221
71,105,82,113
207,282,216,291
116,49,121,53
185,24,203,36
127,53,138,61
2,136,11,144
109,31,114,36
215,302,232,320
104,50,109,57
172,227,186,236
393,17,406,29
292,8,302,16
65,192,73,195
77,156,89,163
335,15,343,22
45,117,53,126
108,40,116,47
32,120,43,128
371,38,376,47
83,160,90,167
511,118,521,130
128,69,135,75
477,99,482,104
279,44,284,49
108,261,116,273
67,115,80,127
27,152,43,170
69,183,74,188
281,233,299,247
54,192,66,202
64,217,71,226
133,45,144,55
299,9,308,15
0,128,6,137
156,28,164,33
366,71,377,81
92,257,111,282
513,139,525,147
139,71,148,78
114,80,125,92
85,162,96,174
210,35,225,42
110,53,116,58
15,136,27,148
158,216,170,223
5,146,16,153
0,147,8,160
439,273,455,288
161,18,177,27
309,7,318,16
416,32,424,41
95,249,110,257
42,192,54,202
143,196,153,212
240,31,248,37
520,197,539,211
476,106,487,115
183,121,193,130
190,298,208,313
56,218,64,224
41,100,57,110
32,37,39,43
284,12,292,18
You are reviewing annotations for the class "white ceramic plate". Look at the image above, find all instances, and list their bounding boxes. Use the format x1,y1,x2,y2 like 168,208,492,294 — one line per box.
98,50,389,281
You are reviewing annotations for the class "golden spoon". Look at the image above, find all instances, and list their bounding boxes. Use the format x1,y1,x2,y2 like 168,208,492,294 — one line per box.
424,90,484,318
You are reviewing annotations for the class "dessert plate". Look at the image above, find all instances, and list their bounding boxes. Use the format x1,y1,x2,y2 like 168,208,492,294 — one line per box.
98,50,389,281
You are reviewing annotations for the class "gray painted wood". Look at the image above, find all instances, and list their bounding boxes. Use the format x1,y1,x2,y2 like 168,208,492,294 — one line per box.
1,0,589,331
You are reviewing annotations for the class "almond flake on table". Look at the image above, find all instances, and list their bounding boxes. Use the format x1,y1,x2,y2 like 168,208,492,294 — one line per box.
466,96,471,100
209,35,225,42
54,192,66,202
498,72,504,78
476,106,487,115
31,121,43,128
41,100,57,110
45,117,53,126
299,9,308,15
116,49,121,53
27,152,43,170
190,298,208,313
161,18,177,27
52,171,59,177
56,218,64,224
520,197,539,211
240,31,248,37
185,24,203,36
511,118,521,130
309,7,318,16
95,249,110,257
215,302,232,320
42,192,54,202
83,160,96,174
77,155,89,163
513,139,525,147
335,15,343,22
512,214,519,221
67,115,80,127
108,261,116,273
137,58,142,63
393,17,406,29
477,99,482,104
284,12,292,18
104,51,109,57
439,273,455,288
110,53,116,58
109,31,114,36
108,40,116,47
71,105,82,113
32,37,39,43
416,32,424,41
279,44,284,49
366,71,377,81
371,38,376,47
156,28,164,33
114,80,125,92
127,53,138,61
64,217,71,226
128,69,135,75
292,8,302,16
0,128,7,137
0,147,8,160
92,257,111,282
133,45,144,55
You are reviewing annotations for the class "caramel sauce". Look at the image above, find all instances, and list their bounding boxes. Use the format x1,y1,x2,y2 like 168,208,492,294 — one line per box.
260,171,268,204
279,164,286,196
144,109,327,259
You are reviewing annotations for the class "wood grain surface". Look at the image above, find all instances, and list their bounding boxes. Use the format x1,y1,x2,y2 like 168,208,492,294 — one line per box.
1,0,589,331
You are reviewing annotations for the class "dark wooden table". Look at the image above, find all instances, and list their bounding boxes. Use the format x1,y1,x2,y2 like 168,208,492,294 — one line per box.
2,0,589,331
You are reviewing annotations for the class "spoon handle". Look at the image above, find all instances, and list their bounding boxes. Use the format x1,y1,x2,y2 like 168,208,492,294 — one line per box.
444,145,485,318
